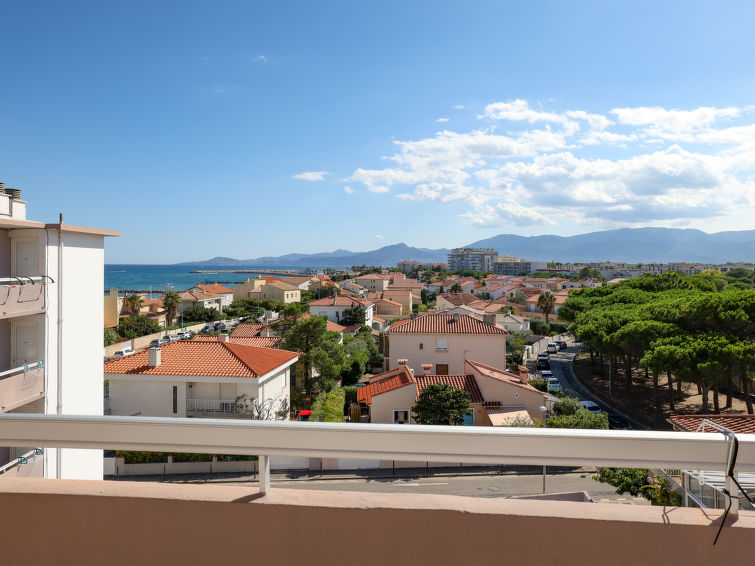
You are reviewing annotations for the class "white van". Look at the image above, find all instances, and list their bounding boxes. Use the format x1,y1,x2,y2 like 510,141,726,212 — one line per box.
112,348,135,358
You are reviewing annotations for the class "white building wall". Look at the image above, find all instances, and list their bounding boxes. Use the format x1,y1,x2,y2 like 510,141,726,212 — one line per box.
388,334,507,375
110,378,186,418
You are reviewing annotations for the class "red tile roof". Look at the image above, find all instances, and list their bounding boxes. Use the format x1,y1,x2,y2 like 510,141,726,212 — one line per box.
465,360,541,393
104,341,298,377
195,284,234,295
668,414,755,434
377,298,402,307
231,323,263,337
192,335,282,348
309,296,372,307
357,367,415,405
438,293,480,306
414,374,484,403
388,314,507,334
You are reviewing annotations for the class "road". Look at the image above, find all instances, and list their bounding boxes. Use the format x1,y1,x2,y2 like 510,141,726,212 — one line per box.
157,470,647,504
545,344,647,430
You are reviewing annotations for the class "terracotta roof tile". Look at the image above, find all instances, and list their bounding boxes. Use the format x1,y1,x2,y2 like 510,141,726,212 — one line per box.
668,414,755,434
414,374,484,403
388,314,507,335
104,341,298,377
357,367,415,405
466,360,541,393
195,284,234,295
192,335,282,348
231,323,263,337
438,293,480,306
309,296,373,307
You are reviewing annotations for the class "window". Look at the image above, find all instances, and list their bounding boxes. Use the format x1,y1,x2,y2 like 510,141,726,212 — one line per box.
172,386,178,414
393,410,410,424
436,337,448,351
419,343,423,350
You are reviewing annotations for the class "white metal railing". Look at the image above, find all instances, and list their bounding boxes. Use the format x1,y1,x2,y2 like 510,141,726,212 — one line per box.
0,361,43,379
0,448,42,475
186,399,243,414
1,414,755,496
0,276,53,286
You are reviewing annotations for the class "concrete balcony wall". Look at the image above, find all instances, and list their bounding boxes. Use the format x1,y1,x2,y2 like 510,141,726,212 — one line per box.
0,282,46,319
0,366,44,413
0,478,752,566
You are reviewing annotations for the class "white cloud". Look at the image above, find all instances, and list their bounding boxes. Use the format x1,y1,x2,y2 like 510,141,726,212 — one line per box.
292,171,329,181
251,55,268,63
453,105,465,109
346,100,754,229
436,117,449,123
343,185,354,194
375,234,385,240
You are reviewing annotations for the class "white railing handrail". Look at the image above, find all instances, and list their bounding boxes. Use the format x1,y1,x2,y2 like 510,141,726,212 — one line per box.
186,399,242,412
0,276,50,285
0,413,753,472
0,361,43,379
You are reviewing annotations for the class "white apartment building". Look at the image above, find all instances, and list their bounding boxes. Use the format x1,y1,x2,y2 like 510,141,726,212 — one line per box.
448,248,499,272
0,183,119,480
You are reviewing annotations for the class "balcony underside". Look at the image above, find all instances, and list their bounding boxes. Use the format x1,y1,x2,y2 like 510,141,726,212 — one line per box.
0,478,752,566
0,367,44,413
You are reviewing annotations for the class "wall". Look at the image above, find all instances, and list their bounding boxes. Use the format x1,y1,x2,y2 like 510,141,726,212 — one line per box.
103,322,207,358
467,363,547,421
109,379,185,418
388,334,507,375
368,383,416,424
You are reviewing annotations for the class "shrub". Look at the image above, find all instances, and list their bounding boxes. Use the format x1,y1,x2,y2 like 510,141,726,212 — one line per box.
343,385,358,414
529,377,547,392
104,327,118,346
547,408,609,429
311,387,346,422
118,316,160,338
552,396,582,416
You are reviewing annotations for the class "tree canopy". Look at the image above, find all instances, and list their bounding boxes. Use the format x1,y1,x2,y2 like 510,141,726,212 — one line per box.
412,384,472,425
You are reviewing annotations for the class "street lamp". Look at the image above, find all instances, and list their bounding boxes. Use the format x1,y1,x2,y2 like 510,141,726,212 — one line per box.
540,405,548,494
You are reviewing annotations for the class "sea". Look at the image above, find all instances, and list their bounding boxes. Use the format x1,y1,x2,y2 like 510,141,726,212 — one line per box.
105,264,320,293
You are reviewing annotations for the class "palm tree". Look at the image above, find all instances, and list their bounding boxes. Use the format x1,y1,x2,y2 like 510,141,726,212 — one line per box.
536,290,556,324
163,291,181,326
124,294,144,317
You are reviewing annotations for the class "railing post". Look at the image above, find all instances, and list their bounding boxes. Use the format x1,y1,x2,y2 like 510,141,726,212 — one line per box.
258,455,270,494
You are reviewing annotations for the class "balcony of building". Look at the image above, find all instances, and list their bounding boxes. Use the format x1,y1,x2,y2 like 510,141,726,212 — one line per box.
0,414,753,565
186,398,246,418
0,362,44,415
0,277,49,319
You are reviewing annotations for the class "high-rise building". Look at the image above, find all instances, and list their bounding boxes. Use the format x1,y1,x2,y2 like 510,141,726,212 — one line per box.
0,183,119,479
448,248,499,272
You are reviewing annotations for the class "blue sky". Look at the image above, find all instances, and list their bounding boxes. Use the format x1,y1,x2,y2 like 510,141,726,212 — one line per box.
1,1,754,263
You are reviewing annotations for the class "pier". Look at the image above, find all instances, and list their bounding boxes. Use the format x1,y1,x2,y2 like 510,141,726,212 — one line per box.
188,269,314,276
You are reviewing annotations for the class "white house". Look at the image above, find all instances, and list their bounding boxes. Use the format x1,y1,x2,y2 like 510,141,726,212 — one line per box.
105,338,299,419
190,284,235,309
0,183,120,480
180,289,222,312
308,295,374,327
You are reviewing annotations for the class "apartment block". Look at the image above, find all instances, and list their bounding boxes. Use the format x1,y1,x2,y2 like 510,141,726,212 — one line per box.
448,248,499,272
0,183,119,479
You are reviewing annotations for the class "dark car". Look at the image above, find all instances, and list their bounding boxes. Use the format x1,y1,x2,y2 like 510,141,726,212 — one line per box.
555,340,567,351
607,413,632,430
536,358,550,370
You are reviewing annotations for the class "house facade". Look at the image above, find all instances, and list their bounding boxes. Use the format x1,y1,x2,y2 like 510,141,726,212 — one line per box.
191,284,235,309
308,296,374,327
385,313,507,375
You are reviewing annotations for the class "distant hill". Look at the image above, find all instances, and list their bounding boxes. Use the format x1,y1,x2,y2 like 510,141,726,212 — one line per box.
177,243,450,267
176,228,755,267
466,228,755,263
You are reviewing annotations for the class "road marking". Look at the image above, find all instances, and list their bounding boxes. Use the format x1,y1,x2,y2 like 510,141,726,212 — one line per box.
394,482,449,487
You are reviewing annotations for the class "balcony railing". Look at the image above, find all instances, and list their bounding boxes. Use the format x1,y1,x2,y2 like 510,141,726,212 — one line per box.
186,399,243,415
0,362,44,413
0,277,52,319
0,413,753,499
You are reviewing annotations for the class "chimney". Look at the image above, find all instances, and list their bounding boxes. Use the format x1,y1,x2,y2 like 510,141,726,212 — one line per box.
4,187,21,199
397,359,408,367
148,347,162,368
483,313,497,326
517,365,529,384
421,363,432,375
219,334,229,342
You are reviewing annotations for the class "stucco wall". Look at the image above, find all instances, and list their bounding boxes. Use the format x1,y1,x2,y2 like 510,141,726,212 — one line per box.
368,383,416,424
110,379,186,417
388,334,507,375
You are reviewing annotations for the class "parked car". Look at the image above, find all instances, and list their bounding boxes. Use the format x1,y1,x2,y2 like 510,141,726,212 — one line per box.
546,343,559,354
580,400,602,414
201,325,214,333
536,357,550,370
165,334,181,342
546,377,562,392
607,413,632,430
149,338,169,347
539,370,554,380
176,331,192,340
555,340,567,351
214,322,227,331
112,348,135,358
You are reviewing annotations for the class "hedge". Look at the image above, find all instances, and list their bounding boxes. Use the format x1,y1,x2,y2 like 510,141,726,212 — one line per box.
116,451,256,464
311,387,346,422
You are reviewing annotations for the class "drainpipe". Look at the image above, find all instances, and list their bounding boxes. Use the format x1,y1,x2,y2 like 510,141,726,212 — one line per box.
56,213,63,479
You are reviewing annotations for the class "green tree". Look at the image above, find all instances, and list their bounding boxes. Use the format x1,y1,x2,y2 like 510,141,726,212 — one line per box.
104,327,118,346
182,306,219,323
536,290,556,323
546,408,609,429
281,316,345,396
449,283,463,293
593,468,682,506
118,316,160,339
162,291,181,325
339,304,366,326
124,294,144,317
412,384,472,425
552,396,582,416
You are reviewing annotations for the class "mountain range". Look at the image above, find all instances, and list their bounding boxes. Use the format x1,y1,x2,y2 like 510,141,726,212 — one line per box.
177,228,755,267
